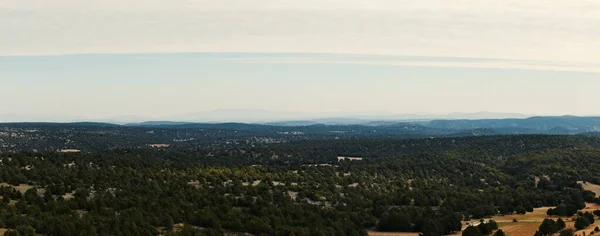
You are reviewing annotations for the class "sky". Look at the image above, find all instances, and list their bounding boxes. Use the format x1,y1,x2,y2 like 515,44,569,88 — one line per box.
1,0,600,122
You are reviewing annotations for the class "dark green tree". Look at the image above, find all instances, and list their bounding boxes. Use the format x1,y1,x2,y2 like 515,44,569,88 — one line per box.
539,218,558,235
574,216,591,230
462,226,483,236
559,228,575,236
556,218,566,230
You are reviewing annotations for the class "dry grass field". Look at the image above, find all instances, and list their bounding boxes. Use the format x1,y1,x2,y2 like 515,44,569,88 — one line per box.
491,205,600,236
492,207,553,222
497,222,541,236
367,181,600,236
485,182,600,236
367,231,419,236
485,219,600,236
579,181,600,196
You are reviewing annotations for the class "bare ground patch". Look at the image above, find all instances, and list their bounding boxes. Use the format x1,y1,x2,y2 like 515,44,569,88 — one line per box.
579,181,600,196
497,222,541,236
492,207,553,222
367,231,419,236
0,183,35,194
63,193,75,200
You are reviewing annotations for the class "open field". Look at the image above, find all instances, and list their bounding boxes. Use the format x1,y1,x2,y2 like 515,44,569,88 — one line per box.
486,218,600,236
487,181,600,235
497,222,541,236
492,205,600,236
579,181,600,196
571,220,600,236
368,203,600,236
492,207,553,222
367,231,419,236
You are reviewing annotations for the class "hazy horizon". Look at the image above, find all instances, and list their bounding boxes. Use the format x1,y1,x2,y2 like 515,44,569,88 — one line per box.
2,52,600,122
0,106,594,123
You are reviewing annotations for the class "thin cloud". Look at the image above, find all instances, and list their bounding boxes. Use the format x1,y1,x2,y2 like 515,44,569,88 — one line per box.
218,55,600,73
0,0,599,63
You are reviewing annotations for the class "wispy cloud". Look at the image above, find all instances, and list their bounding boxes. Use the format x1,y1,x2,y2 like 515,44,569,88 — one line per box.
1,0,599,63
212,54,600,73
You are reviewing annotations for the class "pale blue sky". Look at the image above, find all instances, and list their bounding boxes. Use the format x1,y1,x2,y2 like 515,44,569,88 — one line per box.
1,53,599,121
1,0,600,121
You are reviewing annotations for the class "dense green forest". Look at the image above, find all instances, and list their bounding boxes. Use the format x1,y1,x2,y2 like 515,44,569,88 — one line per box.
2,122,599,154
1,124,600,235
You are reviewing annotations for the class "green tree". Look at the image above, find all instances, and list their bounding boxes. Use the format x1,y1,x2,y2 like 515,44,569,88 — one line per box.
488,220,498,230
557,218,566,230
43,189,54,202
3,230,19,236
583,212,595,224
559,228,575,236
575,216,591,230
462,226,483,236
539,218,558,235
514,206,527,214
165,215,175,232
377,210,412,232
15,225,36,236
443,214,463,234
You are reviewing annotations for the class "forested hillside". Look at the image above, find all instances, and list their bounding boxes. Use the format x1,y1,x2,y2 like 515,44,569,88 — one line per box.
1,134,600,235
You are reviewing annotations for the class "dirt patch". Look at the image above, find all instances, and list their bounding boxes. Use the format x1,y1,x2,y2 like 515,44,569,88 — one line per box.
60,149,81,153
76,210,88,218
63,193,75,200
583,203,600,211
149,144,170,148
157,223,204,236
0,229,7,235
367,231,419,236
287,191,298,200
187,181,201,188
0,183,35,194
497,222,541,236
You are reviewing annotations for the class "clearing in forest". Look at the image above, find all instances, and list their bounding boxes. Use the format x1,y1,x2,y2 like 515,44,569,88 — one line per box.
497,222,540,236
492,206,600,236
367,231,419,236
0,183,34,194
369,205,600,236
579,181,600,196
491,207,553,222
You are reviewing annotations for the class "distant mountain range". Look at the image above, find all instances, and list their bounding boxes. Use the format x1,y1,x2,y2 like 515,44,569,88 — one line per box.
5,110,600,135
156,110,531,124
426,116,600,134
118,115,600,135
